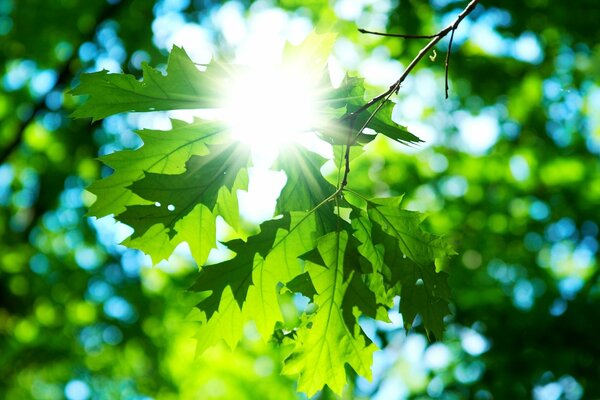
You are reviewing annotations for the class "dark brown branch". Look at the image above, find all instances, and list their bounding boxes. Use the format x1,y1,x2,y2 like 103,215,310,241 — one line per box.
339,0,481,191
358,28,442,39
444,27,457,99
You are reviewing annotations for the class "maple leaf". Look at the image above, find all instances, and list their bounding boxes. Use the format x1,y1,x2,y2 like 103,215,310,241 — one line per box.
87,118,224,218
121,142,249,237
69,34,457,396
191,215,290,321
283,231,377,396
365,196,455,340
274,146,336,214
191,211,323,349
116,142,249,265
367,196,454,265
70,46,227,121
322,76,422,145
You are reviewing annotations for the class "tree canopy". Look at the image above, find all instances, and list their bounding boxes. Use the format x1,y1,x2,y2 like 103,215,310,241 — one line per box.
1,0,599,399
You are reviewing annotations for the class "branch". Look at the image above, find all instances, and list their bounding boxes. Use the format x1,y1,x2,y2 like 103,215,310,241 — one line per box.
358,28,441,39
339,0,480,191
444,27,457,99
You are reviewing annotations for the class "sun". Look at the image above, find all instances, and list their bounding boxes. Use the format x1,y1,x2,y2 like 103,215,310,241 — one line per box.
222,64,321,157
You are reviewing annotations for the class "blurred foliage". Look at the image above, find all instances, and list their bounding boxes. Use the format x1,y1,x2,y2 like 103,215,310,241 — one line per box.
0,0,599,399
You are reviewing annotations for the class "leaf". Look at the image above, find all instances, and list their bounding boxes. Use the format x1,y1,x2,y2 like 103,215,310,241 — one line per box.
244,211,320,338
332,144,365,171
321,76,422,145
283,231,377,396
274,146,336,214
367,196,454,265
350,208,395,308
346,274,389,323
71,39,457,395
353,100,422,145
367,197,454,339
194,286,245,354
123,203,216,266
172,204,217,267
120,142,250,238
87,118,223,218
285,272,317,300
350,207,385,275
284,32,336,78
394,258,451,341
188,216,286,353
70,46,226,121
190,215,289,320
122,223,177,265
192,210,322,343
114,142,249,265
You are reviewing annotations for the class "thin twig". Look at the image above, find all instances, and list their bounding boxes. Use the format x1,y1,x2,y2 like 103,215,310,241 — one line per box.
346,0,479,123
341,120,354,188
358,28,442,39
339,95,390,190
338,0,480,192
444,27,457,99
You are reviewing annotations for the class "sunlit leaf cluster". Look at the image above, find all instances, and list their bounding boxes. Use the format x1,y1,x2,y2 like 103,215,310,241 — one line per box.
71,39,453,395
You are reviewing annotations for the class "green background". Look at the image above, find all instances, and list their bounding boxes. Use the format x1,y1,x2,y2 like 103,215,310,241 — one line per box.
1,0,599,398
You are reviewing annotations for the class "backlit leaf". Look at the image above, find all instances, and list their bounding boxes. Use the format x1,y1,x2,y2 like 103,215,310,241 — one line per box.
71,46,226,121
283,231,377,396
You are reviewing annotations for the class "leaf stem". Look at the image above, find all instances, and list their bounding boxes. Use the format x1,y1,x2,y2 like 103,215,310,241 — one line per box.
358,28,443,39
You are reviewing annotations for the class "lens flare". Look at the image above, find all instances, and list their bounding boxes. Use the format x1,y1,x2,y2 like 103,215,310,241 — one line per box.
223,65,321,152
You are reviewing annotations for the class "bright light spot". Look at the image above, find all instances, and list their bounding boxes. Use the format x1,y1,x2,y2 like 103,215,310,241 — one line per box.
65,380,91,400
238,168,286,224
424,343,452,370
513,31,543,64
460,328,490,356
457,110,500,155
222,65,321,160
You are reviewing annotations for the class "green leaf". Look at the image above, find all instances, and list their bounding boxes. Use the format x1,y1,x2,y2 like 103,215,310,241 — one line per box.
325,76,365,110
70,46,226,121
70,40,458,395
189,216,289,352
283,231,377,396
274,146,336,214
350,207,385,275
367,197,454,339
373,216,451,340
172,204,217,267
367,196,454,265
194,286,245,354
120,142,250,238
353,100,422,145
321,76,422,145
191,215,289,320
344,272,390,323
284,32,336,73
114,142,249,265
87,118,223,218
122,223,177,265
244,211,320,338
394,257,451,341
332,144,365,171
122,203,216,266
350,207,395,308
192,210,323,344
285,272,317,300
